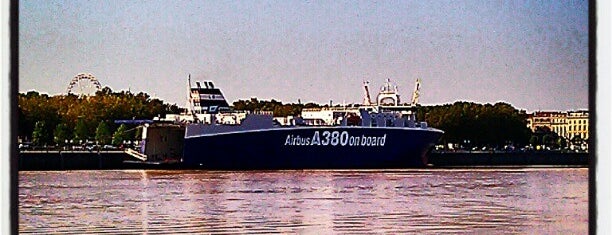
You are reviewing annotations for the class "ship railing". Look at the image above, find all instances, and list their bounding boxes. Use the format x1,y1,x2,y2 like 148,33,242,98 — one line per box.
252,110,274,115
302,107,357,112
225,110,273,116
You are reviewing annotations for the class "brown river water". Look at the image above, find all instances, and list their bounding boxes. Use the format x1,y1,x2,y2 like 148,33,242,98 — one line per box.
19,168,588,234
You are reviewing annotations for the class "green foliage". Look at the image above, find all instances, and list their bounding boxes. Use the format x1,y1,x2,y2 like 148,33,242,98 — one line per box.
542,135,552,146
531,126,566,149
32,121,48,146
571,135,584,145
73,118,89,142
557,137,567,148
416,102,532,147
20,88,538,147
18,92,60,140
18,88,182,142
134,127,143,140
529,136,539,146
112,124,130,146
95,121,112,145
53,123,71,145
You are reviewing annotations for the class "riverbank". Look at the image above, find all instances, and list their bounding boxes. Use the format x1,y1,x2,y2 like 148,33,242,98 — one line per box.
428,151,588,167
18,151,128,170
18,150,589,171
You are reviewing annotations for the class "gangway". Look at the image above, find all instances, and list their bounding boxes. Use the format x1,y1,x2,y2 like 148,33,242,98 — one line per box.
124,148,147,161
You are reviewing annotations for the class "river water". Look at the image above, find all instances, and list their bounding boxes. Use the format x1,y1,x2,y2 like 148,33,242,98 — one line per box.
19,168,588,234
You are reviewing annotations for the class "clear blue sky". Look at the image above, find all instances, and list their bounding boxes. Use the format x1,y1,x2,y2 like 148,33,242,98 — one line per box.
18,0,589,111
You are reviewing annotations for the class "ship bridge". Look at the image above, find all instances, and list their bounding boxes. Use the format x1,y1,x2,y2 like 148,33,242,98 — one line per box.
376,79,401,106
189,80,230,114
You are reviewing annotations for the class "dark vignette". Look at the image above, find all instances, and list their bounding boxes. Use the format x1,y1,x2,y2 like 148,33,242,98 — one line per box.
7,1,597,235
588,0,597,234
10,0,18,234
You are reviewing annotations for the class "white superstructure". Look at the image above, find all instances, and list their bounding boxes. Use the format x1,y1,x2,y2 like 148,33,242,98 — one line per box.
301,78,421,126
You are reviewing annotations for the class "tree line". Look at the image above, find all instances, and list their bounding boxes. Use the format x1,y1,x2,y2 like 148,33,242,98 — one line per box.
20,89,571,149
415,102,532,148
18,87,182,146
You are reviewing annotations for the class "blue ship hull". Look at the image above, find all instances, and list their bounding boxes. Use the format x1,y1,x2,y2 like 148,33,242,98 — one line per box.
182,126,443,169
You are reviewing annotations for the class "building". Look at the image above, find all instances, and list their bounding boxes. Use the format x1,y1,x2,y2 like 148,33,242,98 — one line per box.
566,110,589,141
526,110,589,141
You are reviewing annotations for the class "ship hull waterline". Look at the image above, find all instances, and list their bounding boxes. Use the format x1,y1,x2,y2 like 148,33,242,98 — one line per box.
182,126,443,169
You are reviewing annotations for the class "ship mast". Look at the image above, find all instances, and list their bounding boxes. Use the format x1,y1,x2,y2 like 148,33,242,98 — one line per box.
187,75,191,113
411,78,421,106
186,74,191,114
186,74,196,116
362,81,373,106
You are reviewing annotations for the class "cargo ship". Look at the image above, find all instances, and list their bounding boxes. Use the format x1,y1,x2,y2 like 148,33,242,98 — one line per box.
173,77,443,169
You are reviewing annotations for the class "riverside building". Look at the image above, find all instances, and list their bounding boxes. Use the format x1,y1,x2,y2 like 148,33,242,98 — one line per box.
526,110,589,141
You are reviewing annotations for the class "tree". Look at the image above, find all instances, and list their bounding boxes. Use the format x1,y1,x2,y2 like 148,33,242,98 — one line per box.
32,121,48,146
95,121,112,145
416,101,532,147
542,135,552,147
571,135,583,146
529,136,539,146
53,123,71,146
112,124,130,146
73,118,89,142
557,137,568,149
134,126,143,140
18,88,183,147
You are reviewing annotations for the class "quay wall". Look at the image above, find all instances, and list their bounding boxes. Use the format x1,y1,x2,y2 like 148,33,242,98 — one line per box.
18,151,590,170
428,151,589,167
19,151,129,170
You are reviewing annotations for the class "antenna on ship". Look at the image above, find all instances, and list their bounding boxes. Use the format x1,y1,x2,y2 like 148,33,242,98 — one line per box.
411,78,421,106
363,81,373,106
186,74,193,115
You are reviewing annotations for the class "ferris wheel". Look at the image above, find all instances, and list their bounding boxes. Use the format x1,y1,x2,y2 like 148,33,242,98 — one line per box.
66,73,102,96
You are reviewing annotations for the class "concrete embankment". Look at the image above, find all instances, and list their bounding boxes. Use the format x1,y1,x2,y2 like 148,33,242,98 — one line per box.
428,151,589,167
19,150,590,170
19,151,129,170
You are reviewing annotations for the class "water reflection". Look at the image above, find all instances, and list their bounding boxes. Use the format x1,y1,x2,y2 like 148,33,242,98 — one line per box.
19,169,588,234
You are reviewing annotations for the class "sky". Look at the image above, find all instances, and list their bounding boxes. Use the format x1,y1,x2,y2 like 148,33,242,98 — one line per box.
18,0,589,112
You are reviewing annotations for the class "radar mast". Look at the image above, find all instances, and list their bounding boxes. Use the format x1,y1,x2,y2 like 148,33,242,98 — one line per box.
362,81,373,105
411,78,421,106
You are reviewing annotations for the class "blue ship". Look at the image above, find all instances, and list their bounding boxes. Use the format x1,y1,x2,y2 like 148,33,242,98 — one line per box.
180,78,443,169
